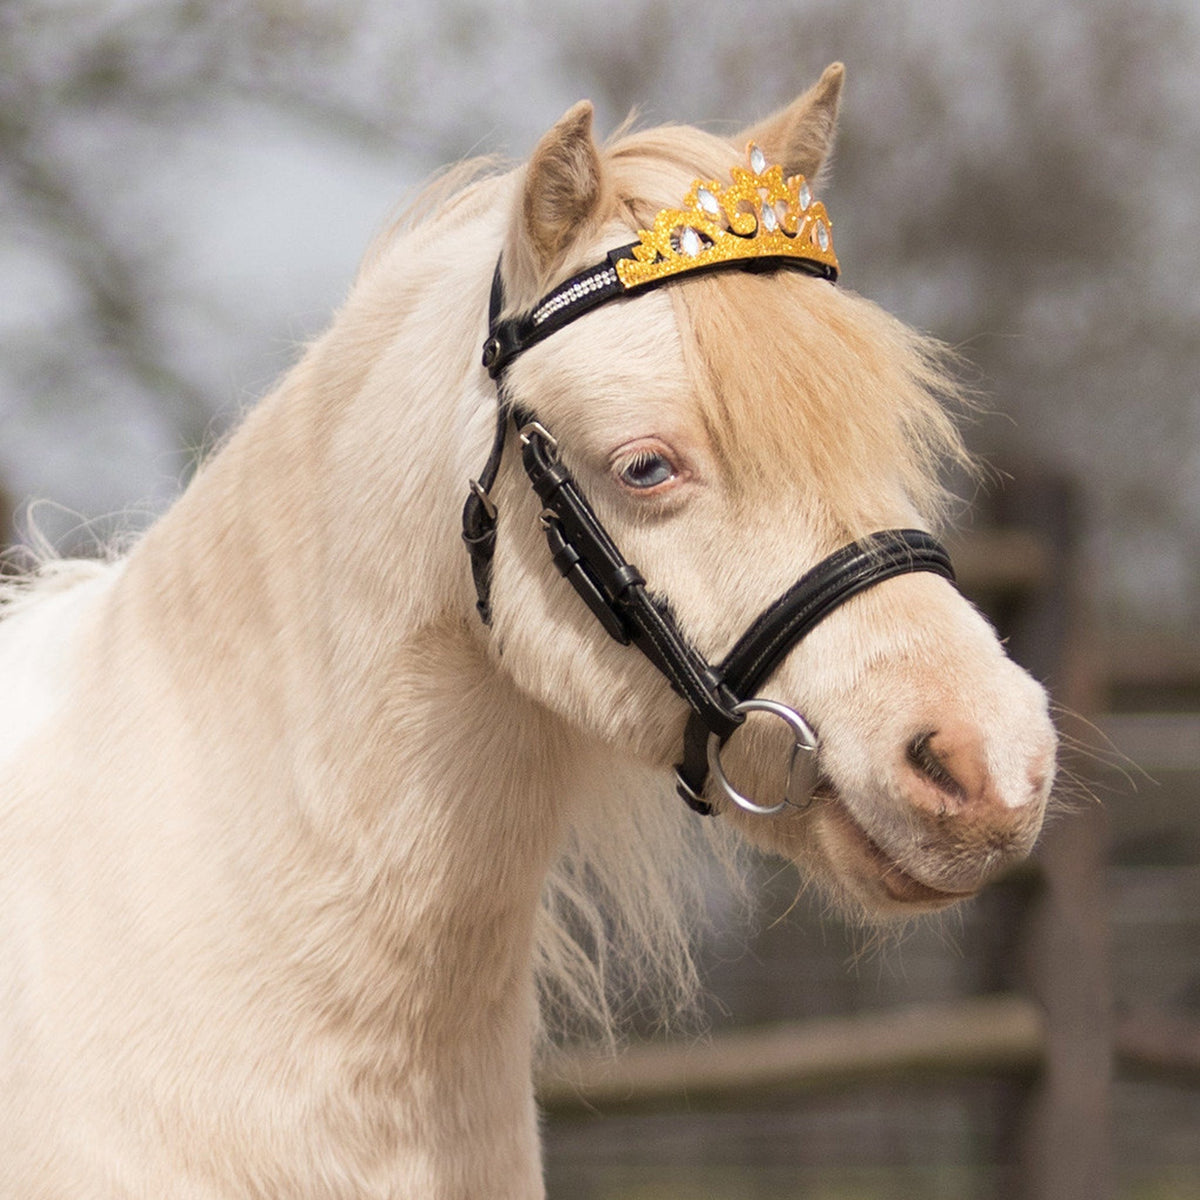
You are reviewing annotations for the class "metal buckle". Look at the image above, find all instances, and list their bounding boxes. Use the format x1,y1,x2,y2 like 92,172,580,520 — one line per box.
468,478,497,521
518,420,558,452
706,698,818,815
673,768,714,816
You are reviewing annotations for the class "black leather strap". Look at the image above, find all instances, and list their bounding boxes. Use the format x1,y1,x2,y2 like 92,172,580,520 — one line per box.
481,247,836,380
483,246,639,379
671,529,956,811
517,413,742,740
460,400,508,625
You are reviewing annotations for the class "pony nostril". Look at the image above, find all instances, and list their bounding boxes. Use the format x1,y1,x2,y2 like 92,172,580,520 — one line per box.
906,730,967,805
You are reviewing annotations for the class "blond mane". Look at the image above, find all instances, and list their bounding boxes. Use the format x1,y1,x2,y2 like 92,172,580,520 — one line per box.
676,270,970,531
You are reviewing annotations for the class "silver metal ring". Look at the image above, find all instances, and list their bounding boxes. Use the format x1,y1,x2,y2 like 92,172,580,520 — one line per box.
706,698,819,816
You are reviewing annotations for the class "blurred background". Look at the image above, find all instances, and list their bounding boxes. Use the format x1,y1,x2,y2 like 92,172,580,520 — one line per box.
1,1,1197,1197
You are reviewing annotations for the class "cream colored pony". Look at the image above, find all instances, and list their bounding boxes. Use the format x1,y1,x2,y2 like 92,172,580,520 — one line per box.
0,65,1055,1198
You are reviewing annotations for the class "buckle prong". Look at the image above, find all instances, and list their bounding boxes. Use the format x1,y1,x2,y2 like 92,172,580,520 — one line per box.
468,478,497,521
518,420,558,451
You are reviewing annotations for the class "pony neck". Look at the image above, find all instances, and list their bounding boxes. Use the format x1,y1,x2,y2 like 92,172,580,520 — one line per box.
105,171,578,1028
127,172,501,715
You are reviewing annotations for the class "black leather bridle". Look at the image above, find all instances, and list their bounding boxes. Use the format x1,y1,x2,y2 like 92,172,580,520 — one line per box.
462,245,956,816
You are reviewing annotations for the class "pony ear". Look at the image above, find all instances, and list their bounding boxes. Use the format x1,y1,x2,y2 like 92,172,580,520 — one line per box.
505,101,608,303
739,62,844,183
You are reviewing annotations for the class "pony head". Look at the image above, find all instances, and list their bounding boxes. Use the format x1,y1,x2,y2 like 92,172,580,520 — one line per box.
479,65,1054,921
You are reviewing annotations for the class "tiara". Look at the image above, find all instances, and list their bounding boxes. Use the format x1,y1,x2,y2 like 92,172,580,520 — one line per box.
481,144,839,379
614,142,838,290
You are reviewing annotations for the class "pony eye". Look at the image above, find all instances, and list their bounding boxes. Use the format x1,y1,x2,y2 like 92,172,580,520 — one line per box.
616,451,677,491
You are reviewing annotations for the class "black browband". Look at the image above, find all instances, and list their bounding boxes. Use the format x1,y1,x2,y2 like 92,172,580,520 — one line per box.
462,253,956,816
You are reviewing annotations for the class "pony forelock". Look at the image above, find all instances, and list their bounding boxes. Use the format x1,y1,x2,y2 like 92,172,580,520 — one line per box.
605,122,973,536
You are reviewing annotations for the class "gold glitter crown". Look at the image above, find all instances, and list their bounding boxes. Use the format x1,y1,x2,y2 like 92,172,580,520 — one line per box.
615,142,839,291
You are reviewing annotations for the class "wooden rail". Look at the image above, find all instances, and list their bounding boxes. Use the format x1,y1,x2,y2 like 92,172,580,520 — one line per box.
538,994,1045,1114
540,998,1200,1117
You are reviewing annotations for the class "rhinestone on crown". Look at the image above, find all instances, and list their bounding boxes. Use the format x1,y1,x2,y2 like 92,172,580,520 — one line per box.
614,143,838,291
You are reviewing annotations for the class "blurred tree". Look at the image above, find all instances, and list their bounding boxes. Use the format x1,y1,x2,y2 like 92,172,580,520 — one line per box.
0,0,1196,631
0,1,365,457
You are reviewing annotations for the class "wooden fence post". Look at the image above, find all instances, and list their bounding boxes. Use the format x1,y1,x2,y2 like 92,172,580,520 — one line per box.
1000,473,1113,1200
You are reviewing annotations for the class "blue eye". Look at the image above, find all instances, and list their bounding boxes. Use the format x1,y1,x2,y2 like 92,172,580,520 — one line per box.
618,452,676,490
